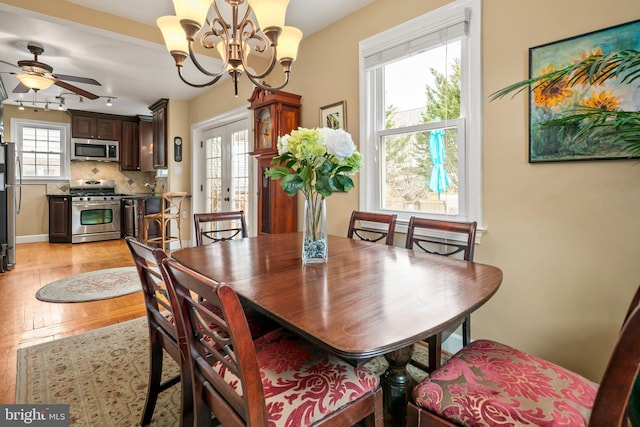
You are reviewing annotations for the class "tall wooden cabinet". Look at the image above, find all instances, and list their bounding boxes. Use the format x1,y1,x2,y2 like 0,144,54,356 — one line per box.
248,87,301,234
149,98,168,169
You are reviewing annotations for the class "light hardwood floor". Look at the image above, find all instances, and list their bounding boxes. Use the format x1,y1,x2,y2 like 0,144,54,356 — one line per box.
0,239,146,403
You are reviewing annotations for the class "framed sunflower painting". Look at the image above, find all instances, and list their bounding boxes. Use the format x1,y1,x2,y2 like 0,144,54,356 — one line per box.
528,19,640,162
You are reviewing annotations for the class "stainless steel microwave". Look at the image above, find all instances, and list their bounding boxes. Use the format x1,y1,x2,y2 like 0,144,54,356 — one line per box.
71,138,119,162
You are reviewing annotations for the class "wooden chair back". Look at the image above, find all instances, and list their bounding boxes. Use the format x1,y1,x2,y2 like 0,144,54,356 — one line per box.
194,211,248,246
405,217,477,261
144,192,186,253
160,257,272,426
125,236,192,426
347,210,397,246
404,217,477,373
589,285,640,425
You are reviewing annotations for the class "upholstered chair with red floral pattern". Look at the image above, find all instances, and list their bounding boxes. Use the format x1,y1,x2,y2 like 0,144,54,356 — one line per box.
161,256,383,427
126,237,278,427
408,285,640,427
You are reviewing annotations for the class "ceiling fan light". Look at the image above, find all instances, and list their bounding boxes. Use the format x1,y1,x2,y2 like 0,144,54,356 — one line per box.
18,102,24,111
157,15,189,54
171,0,210,28
16,74,54,91
248,0,289,31
277,26,302,61
106,97,113,107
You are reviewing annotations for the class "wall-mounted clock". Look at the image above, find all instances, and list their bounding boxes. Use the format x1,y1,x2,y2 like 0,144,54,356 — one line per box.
174,136,182,162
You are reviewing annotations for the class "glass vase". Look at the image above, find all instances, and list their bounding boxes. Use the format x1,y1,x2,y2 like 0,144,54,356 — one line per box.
302,194,328,264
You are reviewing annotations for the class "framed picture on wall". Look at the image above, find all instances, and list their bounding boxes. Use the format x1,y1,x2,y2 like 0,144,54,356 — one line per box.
528,19,640,162
320,101,347,130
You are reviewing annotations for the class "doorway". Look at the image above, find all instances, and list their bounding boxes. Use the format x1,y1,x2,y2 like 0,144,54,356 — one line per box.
195,117,253,233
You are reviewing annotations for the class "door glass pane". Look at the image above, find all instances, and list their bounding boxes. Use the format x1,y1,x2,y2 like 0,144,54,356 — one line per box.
204,135,222,212
231,129,250,213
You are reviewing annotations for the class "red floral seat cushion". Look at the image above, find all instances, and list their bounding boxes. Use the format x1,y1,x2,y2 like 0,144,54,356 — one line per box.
213,328,380,426
412,339,598,426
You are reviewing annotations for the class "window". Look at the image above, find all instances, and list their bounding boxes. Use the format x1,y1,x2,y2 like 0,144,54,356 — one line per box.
359,0,482,227
12,119,70,182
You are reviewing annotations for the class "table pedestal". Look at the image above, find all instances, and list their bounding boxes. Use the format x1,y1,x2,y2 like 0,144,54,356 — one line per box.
381,345,415,427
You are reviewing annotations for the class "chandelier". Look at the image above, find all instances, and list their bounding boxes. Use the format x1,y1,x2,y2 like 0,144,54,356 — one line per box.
157,0,303,96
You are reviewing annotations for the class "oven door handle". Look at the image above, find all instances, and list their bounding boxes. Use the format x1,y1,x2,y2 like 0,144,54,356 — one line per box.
72,203,120,209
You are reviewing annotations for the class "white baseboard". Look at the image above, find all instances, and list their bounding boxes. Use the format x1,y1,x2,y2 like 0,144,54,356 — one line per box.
17,234,49,244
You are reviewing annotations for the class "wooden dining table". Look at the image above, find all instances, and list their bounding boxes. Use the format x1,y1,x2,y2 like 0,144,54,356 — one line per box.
172,232,503,426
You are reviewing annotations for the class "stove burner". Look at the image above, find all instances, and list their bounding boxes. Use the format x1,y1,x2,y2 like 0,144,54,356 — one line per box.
69,179,127,202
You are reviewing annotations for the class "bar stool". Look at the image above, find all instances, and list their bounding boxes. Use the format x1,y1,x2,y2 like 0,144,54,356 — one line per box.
144,192,186,253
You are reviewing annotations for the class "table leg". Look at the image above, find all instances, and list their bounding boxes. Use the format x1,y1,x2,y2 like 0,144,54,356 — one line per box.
381,344,414,427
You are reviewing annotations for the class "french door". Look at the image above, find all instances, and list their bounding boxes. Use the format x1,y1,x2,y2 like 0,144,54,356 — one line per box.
199,119,252,230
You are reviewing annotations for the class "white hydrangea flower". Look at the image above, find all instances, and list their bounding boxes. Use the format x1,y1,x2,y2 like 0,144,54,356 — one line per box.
323,128,356,160
277,134,290,155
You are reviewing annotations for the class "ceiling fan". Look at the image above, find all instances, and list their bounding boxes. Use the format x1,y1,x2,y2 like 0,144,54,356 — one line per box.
0,42,101,100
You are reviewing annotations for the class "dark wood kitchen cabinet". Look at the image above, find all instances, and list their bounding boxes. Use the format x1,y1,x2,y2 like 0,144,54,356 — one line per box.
148,98,168,169
119,119,139,171
68,110,121,140
120,116,154,171
48,195,72,243
139,116,154,172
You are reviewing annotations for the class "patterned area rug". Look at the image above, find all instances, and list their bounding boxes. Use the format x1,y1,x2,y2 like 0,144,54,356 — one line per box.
16,317,181,426
15,317,431,426
35,267,140,303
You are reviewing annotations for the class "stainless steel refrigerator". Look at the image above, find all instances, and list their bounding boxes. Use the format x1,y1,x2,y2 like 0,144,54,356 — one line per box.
0,142,21,271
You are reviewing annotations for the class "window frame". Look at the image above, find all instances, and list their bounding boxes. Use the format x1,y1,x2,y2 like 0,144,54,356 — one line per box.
358,0,483,232
11,118,70,183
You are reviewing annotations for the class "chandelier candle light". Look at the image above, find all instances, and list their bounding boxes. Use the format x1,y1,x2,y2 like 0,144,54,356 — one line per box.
266,127,363,264
157,0,303,96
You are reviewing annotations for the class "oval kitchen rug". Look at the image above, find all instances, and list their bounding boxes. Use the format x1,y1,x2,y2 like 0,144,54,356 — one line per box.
36,267,141,303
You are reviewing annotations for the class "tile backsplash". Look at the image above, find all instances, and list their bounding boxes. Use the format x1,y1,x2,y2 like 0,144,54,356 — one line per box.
47,161,157,194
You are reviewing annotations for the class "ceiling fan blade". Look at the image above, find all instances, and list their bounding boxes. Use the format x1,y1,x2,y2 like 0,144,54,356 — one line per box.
54,74,101,86
0,60,20,70
54,80,99,100
12,82,29,93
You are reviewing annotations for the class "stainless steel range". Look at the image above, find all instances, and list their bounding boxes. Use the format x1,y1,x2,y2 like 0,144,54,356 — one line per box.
69,179,125,243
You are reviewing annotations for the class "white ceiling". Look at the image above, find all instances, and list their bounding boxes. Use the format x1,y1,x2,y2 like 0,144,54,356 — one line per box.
0,0,373,117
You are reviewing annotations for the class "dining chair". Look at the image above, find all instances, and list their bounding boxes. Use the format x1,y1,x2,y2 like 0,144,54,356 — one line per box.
144,192,187,253
160,256,384,427
125,236,192,427
347,210,397,246
193,211,248,246
405,217,477,373
407,285,640,427
126,237,276,426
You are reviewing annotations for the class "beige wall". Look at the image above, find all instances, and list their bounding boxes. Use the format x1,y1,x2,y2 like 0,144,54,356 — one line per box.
481,0,640,380
2,0,639,382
